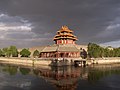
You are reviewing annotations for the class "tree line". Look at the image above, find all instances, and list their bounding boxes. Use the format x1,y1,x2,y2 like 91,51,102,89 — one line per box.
88,43,120,58
0,46,40,58
1,44,119,58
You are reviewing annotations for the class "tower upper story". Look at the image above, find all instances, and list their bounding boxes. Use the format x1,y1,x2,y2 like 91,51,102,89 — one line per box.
53,26,78,45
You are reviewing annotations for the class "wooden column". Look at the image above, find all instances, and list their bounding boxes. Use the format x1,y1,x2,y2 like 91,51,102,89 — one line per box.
56,52,59,58
64,52,66,58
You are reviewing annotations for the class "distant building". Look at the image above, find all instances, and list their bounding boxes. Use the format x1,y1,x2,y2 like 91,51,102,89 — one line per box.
40,26,81,60
106,46,114,50
101,46,114,50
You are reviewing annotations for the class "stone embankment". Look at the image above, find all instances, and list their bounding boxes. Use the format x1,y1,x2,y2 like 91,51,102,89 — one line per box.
90,57,120,64
0,57,120,67
0,57,51,67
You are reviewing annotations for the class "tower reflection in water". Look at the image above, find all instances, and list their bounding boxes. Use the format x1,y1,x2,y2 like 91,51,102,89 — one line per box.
33,66,88,90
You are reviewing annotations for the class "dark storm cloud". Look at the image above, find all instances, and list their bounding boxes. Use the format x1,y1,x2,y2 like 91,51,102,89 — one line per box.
0,0,120,47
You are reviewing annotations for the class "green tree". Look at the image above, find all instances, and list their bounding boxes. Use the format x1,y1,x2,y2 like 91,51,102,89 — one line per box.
33,50,39,58
103,48,108,57
9,46,18,57
109,50,114,57
88,43,120,58
20,48,31,57
2,46,18,57
113,48,120,57
6,49,12,57
88,43,102,58
99,47,104,57
2,47,9,57
0,49,3,57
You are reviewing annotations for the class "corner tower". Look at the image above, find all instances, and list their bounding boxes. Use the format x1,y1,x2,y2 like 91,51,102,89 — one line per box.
53,26,78,44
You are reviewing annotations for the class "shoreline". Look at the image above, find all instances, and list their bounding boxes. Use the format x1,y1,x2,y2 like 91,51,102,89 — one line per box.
0,57,120,67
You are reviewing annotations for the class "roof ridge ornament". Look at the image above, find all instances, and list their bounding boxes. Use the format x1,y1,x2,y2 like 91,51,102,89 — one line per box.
62,25,68,30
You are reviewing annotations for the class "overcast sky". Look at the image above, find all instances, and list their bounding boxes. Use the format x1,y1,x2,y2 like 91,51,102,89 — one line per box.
0,0,120,48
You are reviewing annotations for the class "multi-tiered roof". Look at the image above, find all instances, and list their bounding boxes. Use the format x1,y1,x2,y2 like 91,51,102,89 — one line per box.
53,26,78,41
40,26,80,59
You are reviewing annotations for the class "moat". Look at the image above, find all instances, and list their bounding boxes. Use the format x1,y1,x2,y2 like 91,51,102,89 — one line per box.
0,63,120,90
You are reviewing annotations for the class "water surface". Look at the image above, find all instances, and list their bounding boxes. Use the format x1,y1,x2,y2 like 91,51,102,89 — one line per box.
0,64,120,90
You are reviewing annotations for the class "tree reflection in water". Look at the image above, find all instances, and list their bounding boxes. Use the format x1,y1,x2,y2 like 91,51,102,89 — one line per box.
19,67,31,75
88,66,120,83
2,65,18,75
